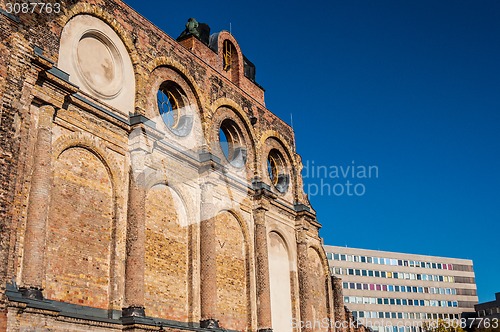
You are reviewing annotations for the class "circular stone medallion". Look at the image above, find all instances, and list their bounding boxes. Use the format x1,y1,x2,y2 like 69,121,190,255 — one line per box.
76,31,123,98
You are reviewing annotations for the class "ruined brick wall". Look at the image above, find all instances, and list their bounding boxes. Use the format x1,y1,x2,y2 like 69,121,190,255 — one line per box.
307,247,329,331
0,311,5,332
215,211,250,331
0,12,27,303
0,0,334,331
44,147,114,308
332,276,346,325
145,184,189,321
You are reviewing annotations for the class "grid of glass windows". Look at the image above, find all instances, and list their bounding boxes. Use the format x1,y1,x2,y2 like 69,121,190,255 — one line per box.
330,267,455,283
344,296,458,308
342,281,457,295
351,311,460,321
327,252,454,270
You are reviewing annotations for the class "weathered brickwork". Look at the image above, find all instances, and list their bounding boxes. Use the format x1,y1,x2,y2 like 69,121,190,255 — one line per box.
0,14,29,298
307,247,329,331
215,211,249,331
332,276,346,327
45,147,113,309
6,307,120,331
145,184,189,321
0,0,335,331
0,311,5,332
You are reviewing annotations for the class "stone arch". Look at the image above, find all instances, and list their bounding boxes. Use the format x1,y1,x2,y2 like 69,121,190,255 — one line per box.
268,230,294,332
209,101,257,177
45,145,114,309
144,181,190,320
50,133,123,309
222,40,239,84
143,177,191,228
211,98,257,150
306,246,330,330
260,133,297,199
57,12,137,113
215,31,245,85
57,4,140,65
145,62,207,151
145,58,208,118
211,98,256,133
213,209,251,330
143,164,198,227
308,244,331,277
220,209,251,260
52,132,122,196
266,228,295,270
259,131,297,170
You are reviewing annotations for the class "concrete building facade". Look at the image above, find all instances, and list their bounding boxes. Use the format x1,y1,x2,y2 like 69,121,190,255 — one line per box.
0,1,334,331
324,246,478,332
474,292,500,328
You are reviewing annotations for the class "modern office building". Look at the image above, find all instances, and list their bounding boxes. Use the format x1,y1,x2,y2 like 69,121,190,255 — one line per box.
324,246,478,331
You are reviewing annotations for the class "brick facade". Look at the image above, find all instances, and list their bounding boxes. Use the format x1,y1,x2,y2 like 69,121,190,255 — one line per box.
0,0,334,331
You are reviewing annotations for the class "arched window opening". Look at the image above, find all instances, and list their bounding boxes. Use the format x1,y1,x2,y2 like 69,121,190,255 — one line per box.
223,40,239,84
267,149,289,193
157,81,193,137
219,119,247,168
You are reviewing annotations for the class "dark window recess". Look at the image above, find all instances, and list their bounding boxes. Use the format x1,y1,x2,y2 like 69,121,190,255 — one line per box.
243,55,256,82
458,301,478,309
456,288,477,296
454,264,474,272
455,276,475,284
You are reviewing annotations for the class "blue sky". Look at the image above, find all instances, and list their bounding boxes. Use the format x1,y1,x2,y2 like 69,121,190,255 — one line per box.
123,0,500,303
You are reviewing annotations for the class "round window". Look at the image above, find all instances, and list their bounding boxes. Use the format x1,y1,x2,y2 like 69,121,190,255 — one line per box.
157,82,193,137
267,149,289,193
219,119,247,168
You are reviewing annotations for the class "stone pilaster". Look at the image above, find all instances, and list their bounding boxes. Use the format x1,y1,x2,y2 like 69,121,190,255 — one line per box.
253,204,273,332
199,180,219,328
332,276,346,329
21,105,55,300
123,149,147,317
297,229,312,330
